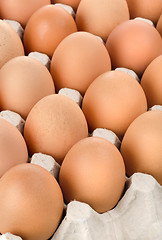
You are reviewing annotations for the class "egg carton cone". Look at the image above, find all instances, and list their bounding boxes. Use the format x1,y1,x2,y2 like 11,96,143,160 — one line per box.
149,105,162,111
3,20,24,40
0,110,25,134
0,233,23,240
51,172,162,240
115,67,140,82
55,4,75,19
58,88,83,107
28,52,51,70
91,128,121,149
30,153,60,180
134,17,154,26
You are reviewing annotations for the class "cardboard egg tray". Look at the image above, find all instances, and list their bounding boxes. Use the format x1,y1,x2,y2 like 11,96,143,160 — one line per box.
0,4,162,240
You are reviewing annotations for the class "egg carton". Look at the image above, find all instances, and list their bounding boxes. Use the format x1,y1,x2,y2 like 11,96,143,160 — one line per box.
0,100,162,240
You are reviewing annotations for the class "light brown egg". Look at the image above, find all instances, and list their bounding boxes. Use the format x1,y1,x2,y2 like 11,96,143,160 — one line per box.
50,31,111,95
141,55,162,108
0,0,50,28
0,20,24,69
24,94,88,165
82,70,147,140
59,137,125,213
106,19,162,76
156,14,162,37
0,118,28,178
126,0,162,25
52,0,81,11
120,110,162,185
0,56,55,119
0,163,64,240
23,5,77,58
75,0,129,42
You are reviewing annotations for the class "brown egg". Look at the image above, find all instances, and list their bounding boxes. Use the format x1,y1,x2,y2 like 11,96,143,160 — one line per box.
0,118,28,178
156,14,162,37
59,137,125,213
120,110,162,185
141,55,162,108
75,0,129,42
0,0,50,28
52,0,81,11
0,56,55,119
23,5,77,58
106,19,162,76
0,20,24,69
0,163,64,240
24,94,88,165
82,70,147,140
126,0,162,25
50,31,111,95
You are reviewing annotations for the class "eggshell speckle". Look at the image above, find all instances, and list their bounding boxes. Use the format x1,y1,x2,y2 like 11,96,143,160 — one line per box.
24,94,88,165
59,137,126,213
0,20,24,69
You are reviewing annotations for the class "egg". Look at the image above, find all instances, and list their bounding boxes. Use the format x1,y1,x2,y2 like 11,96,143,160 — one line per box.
82,70,147,140
0,163,64,240
0,56,55,119
23,5,77,58
0,0,50,28
126,0,162,25
120,110,162,185
140,55,162,108
0,118,28,178
106,19,162,76
24,94,88,165
75,0,129,42
0,20,24,69
59,137,126,213
52,0,81,11
50,31,111,95
156,14,162,37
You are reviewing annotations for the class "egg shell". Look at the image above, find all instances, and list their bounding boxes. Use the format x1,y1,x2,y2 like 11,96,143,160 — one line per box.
0,163,64,240
59,137,126,213
0,118,28,178
54,3,75,18
52,0,81,11
106,19,162,76
0,20,24,69
156,14,162,37
0,0,51,28
24,94,88,165
82,70,147,140
126,0,162,25
23,5,77,58
50,31,111,95
75,0,130,42
120,110,162,185
0,56,55,119
141,55,162,108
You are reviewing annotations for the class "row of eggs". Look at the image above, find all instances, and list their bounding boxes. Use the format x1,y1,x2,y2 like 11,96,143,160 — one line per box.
0,1,162,240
